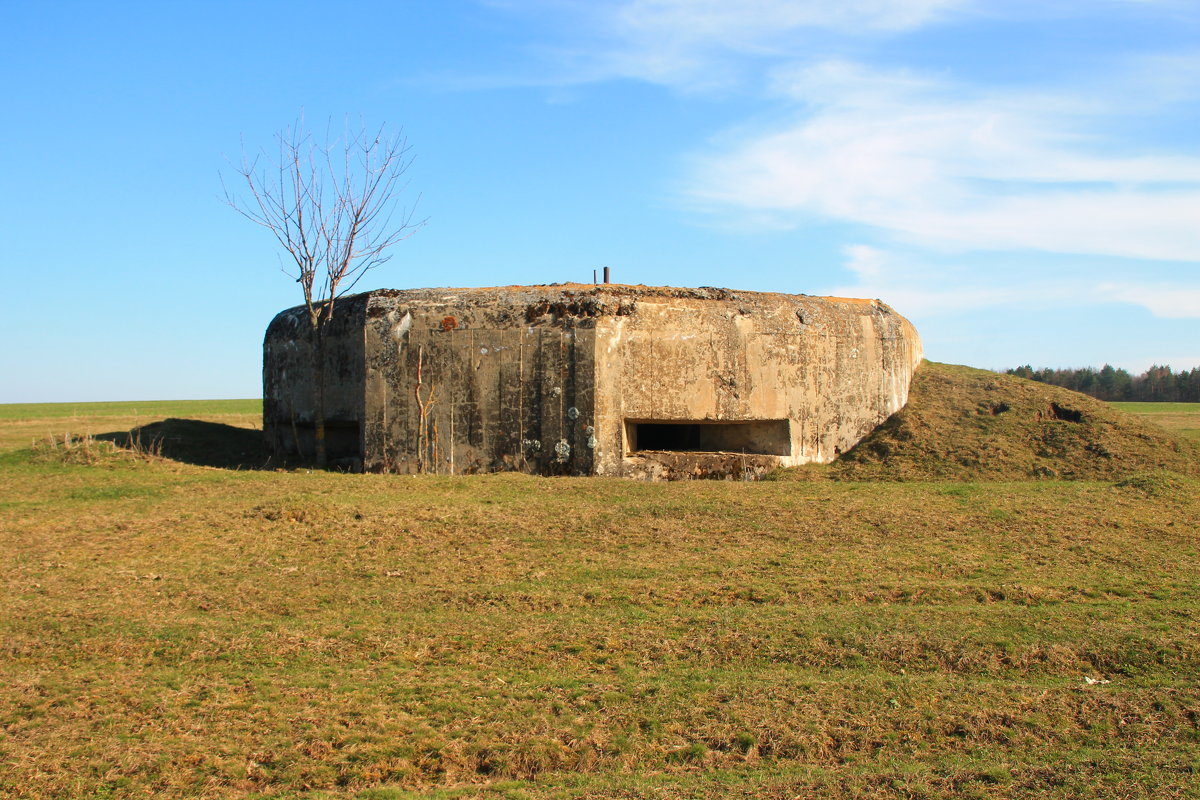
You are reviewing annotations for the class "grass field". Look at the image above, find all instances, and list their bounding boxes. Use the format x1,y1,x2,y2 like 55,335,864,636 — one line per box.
0,399,261,421
3,398,1200,798
1111,402,1200,442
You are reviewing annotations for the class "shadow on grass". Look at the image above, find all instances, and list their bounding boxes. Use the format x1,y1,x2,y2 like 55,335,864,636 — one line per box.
97,418,272,470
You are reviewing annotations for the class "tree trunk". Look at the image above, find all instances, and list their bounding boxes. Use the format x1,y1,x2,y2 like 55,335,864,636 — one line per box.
313,324,327,468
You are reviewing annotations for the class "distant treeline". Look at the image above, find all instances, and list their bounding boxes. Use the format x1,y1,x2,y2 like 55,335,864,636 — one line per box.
1006,364,1200,402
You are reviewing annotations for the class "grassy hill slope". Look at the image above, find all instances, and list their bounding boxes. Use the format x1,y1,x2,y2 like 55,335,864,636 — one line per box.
828,362,1200,481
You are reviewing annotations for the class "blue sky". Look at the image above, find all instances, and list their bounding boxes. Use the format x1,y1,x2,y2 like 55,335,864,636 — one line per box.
2,0,1198,402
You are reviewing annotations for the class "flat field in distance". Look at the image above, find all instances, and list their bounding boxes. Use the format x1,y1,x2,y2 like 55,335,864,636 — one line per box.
2,400,1200,799
1111,402,1200,442
0,398,261,421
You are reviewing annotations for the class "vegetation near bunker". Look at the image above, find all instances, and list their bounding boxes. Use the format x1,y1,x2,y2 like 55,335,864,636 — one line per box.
2,374,1200,798
813,361,1200,482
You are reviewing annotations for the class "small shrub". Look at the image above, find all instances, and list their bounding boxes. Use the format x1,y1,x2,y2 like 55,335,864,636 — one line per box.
31,433,122,465
30,431,163,465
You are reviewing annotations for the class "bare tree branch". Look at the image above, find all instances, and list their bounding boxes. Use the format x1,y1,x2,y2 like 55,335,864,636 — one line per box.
224,114,423,327
223,114,423,466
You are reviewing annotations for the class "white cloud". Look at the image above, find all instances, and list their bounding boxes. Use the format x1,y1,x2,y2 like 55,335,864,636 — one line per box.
613,0,964,39
844,243,887,281
831,245,1200,320
827,244,1041,316
486,1,1200,92
485,0,968,88
480,1,1200,320
688,60,1200,262
1095,283,1200,318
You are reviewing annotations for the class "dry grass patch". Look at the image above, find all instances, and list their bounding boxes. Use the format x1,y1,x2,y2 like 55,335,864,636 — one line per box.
797,362,1200,481
3,398,1200,798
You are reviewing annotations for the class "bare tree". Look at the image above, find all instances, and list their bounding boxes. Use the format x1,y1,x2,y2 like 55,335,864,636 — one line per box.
225,116,422,467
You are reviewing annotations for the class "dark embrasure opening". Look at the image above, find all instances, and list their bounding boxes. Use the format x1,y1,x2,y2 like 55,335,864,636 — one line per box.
625,419,791,456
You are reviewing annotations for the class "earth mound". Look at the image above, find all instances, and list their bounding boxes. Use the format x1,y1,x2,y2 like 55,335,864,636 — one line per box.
822,362,1200,481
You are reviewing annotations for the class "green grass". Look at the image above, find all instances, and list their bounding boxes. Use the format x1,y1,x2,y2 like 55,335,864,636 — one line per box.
1110,402,1200,413
1111,402,1200,442
0,398,261,420
0,400,263,460
3,392,1200,798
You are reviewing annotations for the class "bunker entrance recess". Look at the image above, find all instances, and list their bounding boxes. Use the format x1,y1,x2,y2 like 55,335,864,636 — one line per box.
625,419,791,456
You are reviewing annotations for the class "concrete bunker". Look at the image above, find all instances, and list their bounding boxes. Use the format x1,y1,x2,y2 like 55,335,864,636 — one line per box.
263,284,923,479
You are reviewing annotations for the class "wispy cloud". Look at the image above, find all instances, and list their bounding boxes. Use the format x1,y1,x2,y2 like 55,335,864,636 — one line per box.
483,1,1198,90
606,0,968,83
481,0,968,88
831,245,1200,320
688,59,1200,263
1095,282,1200,318
480,1,1200,321
828,245,1045,316
613,0,964,36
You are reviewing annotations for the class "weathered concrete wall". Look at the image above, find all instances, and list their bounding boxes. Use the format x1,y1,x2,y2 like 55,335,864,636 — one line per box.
588,287,922,479
360,288,601,475
263,295,368,465
263,284,922,478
